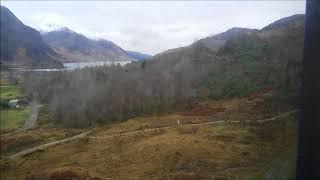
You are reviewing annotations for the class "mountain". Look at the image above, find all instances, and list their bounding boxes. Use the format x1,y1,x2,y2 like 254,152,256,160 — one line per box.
26,14,304,128
42,28,133,62
145,14,304,98
0,6,63,69
126,51,151,61
154,14,303,58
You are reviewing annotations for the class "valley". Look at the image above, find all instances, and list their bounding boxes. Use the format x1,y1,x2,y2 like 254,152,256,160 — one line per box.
0,3,304,180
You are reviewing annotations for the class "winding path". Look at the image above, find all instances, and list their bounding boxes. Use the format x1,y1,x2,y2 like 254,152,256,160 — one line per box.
7,109,298,161
21,103,42,130
1,102,42,137
8,130,92,160
89,109,299,139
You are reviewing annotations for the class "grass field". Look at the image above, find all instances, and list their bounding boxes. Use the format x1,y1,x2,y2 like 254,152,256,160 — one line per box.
1,91,298,179
0,82,28,130
2,116,297,179
0,107,31,130
0,85,22,101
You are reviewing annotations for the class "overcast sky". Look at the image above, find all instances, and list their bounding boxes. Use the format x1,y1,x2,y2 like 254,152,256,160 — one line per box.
2,1,305,55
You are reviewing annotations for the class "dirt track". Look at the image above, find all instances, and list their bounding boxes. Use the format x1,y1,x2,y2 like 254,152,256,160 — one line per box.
21,103,42,130
1,103,42,138
7,109,298,161
8,130,92,160
89,109,298,139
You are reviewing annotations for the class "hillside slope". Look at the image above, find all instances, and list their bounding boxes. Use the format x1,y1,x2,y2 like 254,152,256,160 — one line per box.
148,14,304,98
2,92,298,179
0,6,63,69
42,28,133,62
22,14,304,128
126,51,152,61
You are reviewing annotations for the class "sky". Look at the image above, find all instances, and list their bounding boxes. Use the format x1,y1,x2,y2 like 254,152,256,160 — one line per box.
1,1,305,55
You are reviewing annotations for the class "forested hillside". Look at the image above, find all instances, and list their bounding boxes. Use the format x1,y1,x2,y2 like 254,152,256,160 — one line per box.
22,14,304,128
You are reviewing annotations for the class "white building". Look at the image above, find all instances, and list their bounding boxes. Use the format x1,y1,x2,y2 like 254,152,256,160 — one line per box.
8,99,19,108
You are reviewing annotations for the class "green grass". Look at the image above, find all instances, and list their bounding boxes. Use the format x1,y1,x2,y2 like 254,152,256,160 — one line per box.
0,85,22,101
0,106,31,130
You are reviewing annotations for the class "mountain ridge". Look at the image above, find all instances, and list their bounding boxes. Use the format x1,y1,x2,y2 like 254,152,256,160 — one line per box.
42,27,134,62
0,6,63,69
126,51,152,61
143,14,304,99
153,14,304,60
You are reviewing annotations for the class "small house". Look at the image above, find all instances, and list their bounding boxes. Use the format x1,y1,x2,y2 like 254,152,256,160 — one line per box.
8,99,19,108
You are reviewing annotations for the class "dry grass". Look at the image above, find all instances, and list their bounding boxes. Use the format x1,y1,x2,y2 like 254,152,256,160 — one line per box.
0,127,83,156
1,91,298,179
2,120,297,179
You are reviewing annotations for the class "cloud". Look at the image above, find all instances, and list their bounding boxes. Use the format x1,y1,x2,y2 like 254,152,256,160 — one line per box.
31,13,70,31
166,26,189,33
2,1,305,55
